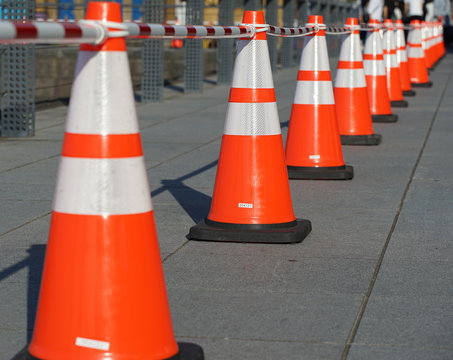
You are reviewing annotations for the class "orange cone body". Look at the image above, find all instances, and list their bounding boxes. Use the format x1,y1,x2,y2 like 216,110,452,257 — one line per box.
26,2,203,360
363,19,398,122
285,15,353,179
395,19,415,96
382,19,408,107
407,20,432,87
333,17,381,145
189,11,311,244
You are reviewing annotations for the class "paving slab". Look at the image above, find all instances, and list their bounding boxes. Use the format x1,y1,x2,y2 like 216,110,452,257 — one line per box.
176,337,344,360
348,344,453,360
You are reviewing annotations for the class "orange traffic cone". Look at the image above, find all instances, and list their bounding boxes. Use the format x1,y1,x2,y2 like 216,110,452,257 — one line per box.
285,15,353,179
395,19,416,96
407,20,432,87
24,2,204,360
429,21,443,67
363,19,398,122
333,17,381,145
189,11,311,244
383,19,408,107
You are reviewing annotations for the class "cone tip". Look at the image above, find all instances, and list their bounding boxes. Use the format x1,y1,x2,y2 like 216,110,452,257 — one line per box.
307,15,324,24
369,18,379,24
85,1,122,22
346,17,358,26
242,11,265,25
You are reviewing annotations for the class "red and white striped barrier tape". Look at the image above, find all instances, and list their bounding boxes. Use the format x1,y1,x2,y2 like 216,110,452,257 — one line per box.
126,22,255,39
0,19,439,45
0,20,105,44
325,26,351,34
267,25,318,37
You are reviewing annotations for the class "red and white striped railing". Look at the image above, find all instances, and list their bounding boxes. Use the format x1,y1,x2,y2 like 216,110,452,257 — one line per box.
0,19,435,45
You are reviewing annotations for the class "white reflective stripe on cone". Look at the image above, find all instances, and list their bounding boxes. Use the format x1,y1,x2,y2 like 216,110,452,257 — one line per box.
293,81,334,105
53,157,153,215
66,51,139,135
396,49,408,63
363,60,387,76
300,36,331,71
407,47,424,58
232,40,274,89
385,52,399,68
364,32,384,57
224,102,281,136
335,69,367,88
338,35,363,62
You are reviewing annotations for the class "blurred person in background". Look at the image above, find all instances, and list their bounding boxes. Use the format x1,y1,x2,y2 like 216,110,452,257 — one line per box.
405,0,425,21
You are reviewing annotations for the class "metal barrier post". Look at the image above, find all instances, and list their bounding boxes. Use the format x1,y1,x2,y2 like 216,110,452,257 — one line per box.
282,0,296,68
184,0,204,93
141,0,165,103
217,0,234,85
266,0,278,72
0,0,36,137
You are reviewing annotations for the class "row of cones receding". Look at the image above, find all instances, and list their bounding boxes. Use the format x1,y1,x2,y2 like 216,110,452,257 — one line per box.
18,3,444,360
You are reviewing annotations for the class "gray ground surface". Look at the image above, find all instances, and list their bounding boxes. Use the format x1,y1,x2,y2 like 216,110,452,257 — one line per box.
1,53,452,360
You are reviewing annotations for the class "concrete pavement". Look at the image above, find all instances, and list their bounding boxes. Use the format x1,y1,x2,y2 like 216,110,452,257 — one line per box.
1,51,452,360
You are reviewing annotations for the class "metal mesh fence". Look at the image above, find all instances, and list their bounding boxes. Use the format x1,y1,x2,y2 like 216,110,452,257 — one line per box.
281,0,295,68
266,0,278,72
184,0,204,93
217,0,234,85
0,0,36,137
141,0,165,102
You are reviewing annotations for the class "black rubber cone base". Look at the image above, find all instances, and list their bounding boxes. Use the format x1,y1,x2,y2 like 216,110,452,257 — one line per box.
287,165,354,180
403,90,416,96
189,218,312,244
13,342,205,360
391,100,408,107
340,134,382,145
372,113,398,123
412,81,433,88
175,342,205,360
